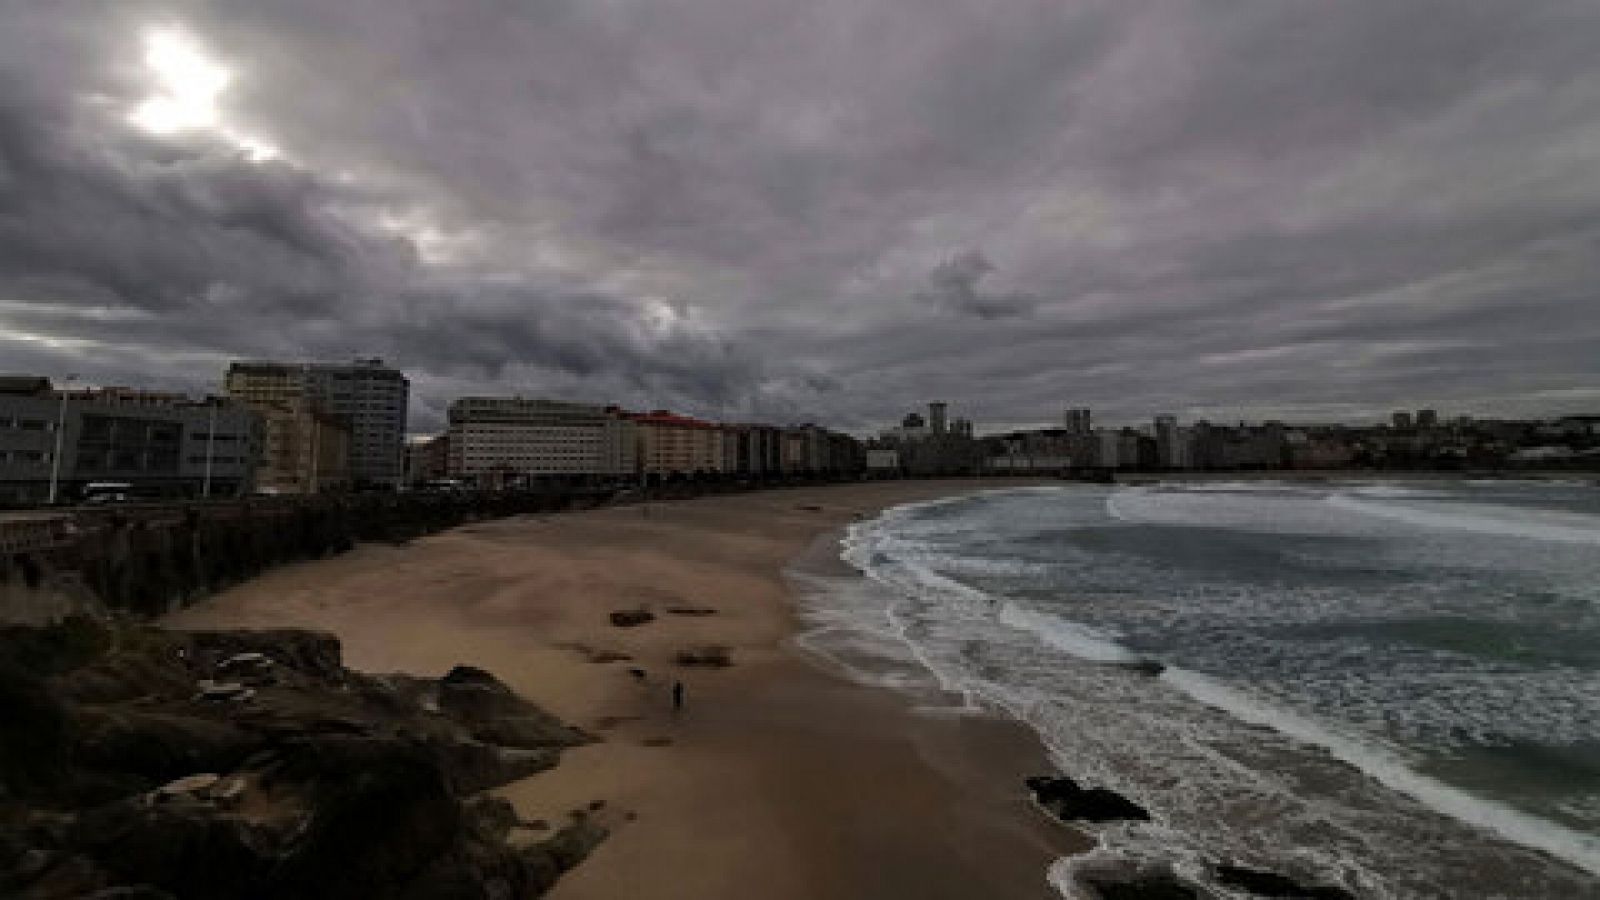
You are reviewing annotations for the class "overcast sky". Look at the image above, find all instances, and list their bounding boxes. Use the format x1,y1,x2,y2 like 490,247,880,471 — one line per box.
3,1,1599,434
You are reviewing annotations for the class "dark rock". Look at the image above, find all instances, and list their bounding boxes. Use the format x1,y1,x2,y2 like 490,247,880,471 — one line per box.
471,716,586,752
270,735,461,898
533,817,609,875
86,888,180,899
580,649,632,664
437,666,521,719
664,606,717,617
2,622,602,899
1118,659,1166,677
430,739,561,795
70,798,278,898
0,658,70,801
55,653,196,705
607,609,655,628
0,617,113,677
435,666,587,749
674,645,732,668
183,630,343,681
1216,864,1356,899
463,795,521,842
1086,873,1201,899
70,708,255,782
1026,775,1151,823
19,853,114,898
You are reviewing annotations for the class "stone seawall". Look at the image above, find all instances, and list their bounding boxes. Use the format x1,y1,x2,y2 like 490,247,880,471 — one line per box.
0,478,863,624
0,487,628,624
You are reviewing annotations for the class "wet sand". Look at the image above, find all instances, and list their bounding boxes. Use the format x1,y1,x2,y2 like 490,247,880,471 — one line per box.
164,479,1083,899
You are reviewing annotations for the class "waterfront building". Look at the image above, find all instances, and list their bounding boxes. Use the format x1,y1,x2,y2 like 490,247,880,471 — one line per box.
727,423,783,477
624,410,724,477
447,397,637,484
226,358,409,487
404,434,450,484
985,428,1074,473
251,399,351,495
865,446,903,475
1,377,261,503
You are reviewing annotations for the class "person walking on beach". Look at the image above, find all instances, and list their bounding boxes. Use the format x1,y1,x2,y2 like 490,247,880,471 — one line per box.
671,680,685,714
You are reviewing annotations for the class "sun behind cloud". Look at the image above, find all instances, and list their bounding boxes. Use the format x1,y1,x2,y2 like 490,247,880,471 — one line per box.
128,25,278,161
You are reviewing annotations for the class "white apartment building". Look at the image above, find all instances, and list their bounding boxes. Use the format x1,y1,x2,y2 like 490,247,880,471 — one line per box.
446,396,637,481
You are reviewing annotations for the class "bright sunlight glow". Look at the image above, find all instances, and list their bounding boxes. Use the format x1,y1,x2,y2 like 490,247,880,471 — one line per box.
128,26,279,161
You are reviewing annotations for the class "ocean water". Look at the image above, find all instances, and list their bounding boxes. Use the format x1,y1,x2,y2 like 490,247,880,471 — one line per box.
787,479,1600,899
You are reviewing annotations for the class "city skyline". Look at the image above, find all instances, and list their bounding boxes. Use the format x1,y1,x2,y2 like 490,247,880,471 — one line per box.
3,3,1600,433
3,365,1594,440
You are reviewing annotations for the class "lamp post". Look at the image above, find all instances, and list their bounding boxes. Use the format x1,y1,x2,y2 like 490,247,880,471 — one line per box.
45,373,78,505
202,402,218,499
308,411,320,495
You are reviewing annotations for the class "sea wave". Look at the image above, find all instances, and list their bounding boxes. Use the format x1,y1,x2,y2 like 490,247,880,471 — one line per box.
1328,493,1600,545
808,485,1600,898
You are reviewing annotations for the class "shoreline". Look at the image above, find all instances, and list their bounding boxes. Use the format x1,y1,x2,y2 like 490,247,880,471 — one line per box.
164,478,1081,898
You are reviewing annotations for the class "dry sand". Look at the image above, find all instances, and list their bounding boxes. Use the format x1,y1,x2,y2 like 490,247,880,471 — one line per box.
165,479,1085,899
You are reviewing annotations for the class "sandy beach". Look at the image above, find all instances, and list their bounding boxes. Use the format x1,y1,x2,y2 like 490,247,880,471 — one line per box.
164,479,1081,899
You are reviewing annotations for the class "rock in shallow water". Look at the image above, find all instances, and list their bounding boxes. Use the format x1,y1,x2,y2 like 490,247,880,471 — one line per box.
1215,864,1355,899
1084,873,1201,900
1025,775,1152,823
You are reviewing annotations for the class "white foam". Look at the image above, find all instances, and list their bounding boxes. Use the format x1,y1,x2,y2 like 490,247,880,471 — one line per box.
997,602,1137,664
1156,480,1302,493
1328,493,1600,545
806,485,1600,897
1164,667,1600,877
1347,484,1443,499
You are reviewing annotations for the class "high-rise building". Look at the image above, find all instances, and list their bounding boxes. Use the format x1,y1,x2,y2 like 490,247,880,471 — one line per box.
929,402,949,435
226,358,409,487
1065,408,1093,435
447,397,637,483
1392,411,1413,429
1416,409,1439,428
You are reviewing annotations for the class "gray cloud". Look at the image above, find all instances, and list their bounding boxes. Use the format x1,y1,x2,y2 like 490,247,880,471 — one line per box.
3,0,1600,433
915,250,1038,320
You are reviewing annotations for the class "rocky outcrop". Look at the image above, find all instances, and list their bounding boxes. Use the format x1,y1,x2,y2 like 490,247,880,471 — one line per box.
0,617,601,899
1216,864,1356,899
1026,775,1151,824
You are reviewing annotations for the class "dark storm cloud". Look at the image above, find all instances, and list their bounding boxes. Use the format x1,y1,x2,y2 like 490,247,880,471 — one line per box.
4,0,1600,432
915,251,1038,320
